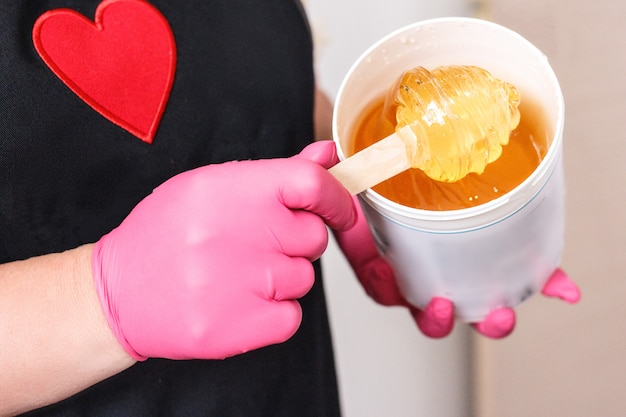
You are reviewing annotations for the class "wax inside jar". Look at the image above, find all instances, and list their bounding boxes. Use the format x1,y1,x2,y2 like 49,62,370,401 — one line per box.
349,95,550,211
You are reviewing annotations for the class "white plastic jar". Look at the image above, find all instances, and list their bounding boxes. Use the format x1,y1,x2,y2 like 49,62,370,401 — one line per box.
333,17,565,322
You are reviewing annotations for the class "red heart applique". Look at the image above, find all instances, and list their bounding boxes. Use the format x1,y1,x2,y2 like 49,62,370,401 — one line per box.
33,0,176,144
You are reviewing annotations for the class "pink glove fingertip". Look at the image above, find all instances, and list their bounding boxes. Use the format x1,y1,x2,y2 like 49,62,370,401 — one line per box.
357,258,406,306
410,297,455,339
471,307,516,339
296,140,339,169
541,268,581,303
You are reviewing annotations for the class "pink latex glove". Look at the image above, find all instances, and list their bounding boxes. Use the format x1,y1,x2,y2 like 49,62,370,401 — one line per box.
331,179,581,339
92,143,356,361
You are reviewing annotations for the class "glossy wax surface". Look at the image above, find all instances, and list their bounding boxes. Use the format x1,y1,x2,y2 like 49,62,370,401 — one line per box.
389,65,521,182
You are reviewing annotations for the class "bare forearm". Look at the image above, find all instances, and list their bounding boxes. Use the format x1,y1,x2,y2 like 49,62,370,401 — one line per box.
0,245,135,416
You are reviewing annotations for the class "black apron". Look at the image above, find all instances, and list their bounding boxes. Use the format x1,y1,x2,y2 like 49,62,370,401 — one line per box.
1,1,341,415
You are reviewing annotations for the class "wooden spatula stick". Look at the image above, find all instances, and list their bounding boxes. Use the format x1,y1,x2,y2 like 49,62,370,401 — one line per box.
329,131,412,195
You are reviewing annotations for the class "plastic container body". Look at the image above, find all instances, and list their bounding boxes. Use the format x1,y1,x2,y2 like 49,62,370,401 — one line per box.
333,17,565,322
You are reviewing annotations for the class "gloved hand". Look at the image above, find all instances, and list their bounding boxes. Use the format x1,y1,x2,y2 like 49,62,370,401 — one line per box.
92,143,356,361
327,152,581,338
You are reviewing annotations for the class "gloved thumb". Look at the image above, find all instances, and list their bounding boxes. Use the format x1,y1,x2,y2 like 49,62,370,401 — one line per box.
296,140,339,169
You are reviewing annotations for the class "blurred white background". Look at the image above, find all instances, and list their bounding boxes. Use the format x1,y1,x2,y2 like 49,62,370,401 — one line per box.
474,1,626,416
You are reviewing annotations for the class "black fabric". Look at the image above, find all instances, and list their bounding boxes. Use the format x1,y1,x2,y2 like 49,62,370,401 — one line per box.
1,0,341,415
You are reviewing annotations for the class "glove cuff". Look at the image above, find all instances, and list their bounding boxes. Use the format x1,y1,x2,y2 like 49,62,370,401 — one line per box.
92,236,147,361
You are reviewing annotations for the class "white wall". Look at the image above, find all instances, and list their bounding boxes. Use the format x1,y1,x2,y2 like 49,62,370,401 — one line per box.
474,1,626,416
302,1,477,416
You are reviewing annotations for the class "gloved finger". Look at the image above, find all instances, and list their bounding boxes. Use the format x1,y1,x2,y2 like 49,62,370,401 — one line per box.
333,196,406,306
279,159,356,231
296,140,339,169
471,307,516,339
409,297,455,338
263,255,316,301
333,196,382,267
541,268,581,303
210,299,304,359
252,300,303,346
269,209,329,260
355,257,406,306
